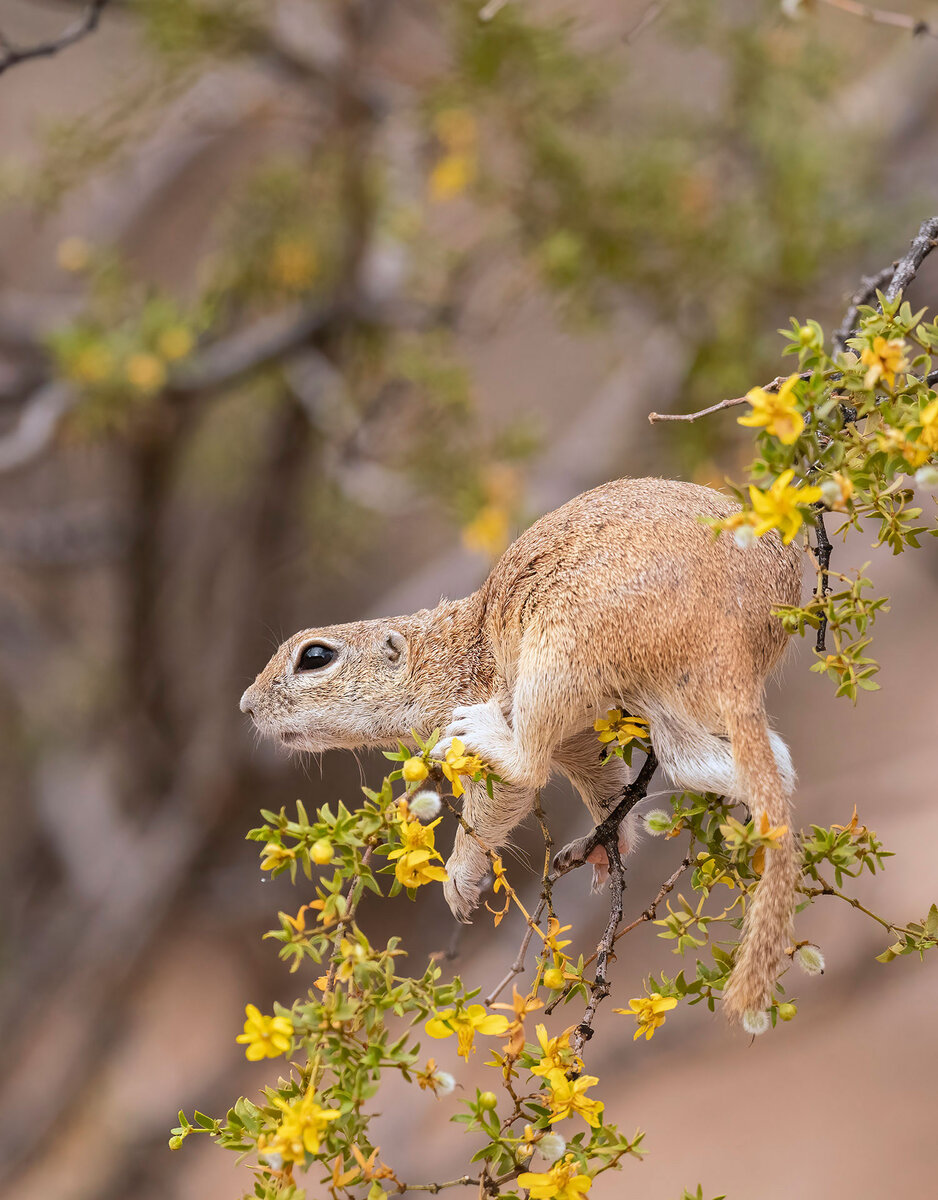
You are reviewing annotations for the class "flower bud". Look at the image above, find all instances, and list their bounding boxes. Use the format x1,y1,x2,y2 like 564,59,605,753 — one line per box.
741,1009,770,1036
914,465,938,492
794,944,825,975
777,1002,797,1022
402,756,429,783
478,1091,498,1111
408,789,442,821
311,838,334,865
543,967,565,990
432,1070,455,1096
168,1136,184,1150
643,809,672,836
537,1132,566,1162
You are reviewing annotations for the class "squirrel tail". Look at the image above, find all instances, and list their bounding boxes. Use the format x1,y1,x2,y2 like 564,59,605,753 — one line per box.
721,705,799,1024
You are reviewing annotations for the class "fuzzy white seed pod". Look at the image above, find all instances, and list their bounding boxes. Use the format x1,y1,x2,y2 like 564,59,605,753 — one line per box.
742,1009,771,1036
733,523,757,550
409,790,442,821
914,465,938,492
432,1069,455,1096
261,1153,284,1170
794,944,825,976
643,809,672,836
537,1132,566,1163
781,0,806,16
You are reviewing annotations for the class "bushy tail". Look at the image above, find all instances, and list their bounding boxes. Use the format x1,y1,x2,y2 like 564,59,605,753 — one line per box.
721,706,799,1023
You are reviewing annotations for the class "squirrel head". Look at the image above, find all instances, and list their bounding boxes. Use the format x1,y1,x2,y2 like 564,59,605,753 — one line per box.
240,619,411,753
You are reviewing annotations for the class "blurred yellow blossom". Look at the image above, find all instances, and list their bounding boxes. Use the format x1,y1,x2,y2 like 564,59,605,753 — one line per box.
738,374,804,445
157,326,194,361
748,469,822,544
518,1157,592,1200
257,1087,341,1163
235,1003,293,1060
125,352,167,393
270,236,319,290
462,504,510,558
918,396,938,451
429,153,476,201
860,336,907,390
425,1004,510,1060
615,993,677,1041
56,236,92,273
68,343,114,384
433,108,478,150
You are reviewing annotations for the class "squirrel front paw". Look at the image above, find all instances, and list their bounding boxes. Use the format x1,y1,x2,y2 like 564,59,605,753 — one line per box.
442,856,484,923
433,699,511,768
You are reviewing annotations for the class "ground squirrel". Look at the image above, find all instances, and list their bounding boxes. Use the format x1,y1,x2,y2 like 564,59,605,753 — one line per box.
241,477,802,1023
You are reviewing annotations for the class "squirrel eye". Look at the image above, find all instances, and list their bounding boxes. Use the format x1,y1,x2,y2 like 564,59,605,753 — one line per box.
297,643,335,671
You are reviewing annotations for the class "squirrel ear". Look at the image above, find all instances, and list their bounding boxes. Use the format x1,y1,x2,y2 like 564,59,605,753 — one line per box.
384,630,406,664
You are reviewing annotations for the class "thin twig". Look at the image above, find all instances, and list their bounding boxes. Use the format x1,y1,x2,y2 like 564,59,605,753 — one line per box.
393,1176,480,1195
819,0,938,39
831,265,895,355
0,0,111,77
648,373,811,425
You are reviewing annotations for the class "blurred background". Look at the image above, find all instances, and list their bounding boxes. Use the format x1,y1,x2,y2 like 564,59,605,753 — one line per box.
0,1,936,1197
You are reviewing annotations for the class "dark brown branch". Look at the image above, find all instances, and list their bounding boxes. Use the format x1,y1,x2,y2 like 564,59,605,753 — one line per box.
812,508,833,653
544,751,658,1055
0,1,111,77
832,265,895,355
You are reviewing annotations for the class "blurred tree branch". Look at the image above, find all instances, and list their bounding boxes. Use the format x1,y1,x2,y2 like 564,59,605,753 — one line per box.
0,0,111,77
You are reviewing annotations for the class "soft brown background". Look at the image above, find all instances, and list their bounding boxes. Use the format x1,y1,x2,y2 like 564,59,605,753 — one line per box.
0,2,936,1199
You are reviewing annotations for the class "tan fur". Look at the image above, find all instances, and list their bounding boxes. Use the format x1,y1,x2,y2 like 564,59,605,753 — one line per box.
241,478,803,1022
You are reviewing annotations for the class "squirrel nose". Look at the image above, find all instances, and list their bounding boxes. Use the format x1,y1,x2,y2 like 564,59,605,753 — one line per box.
240,686,256,716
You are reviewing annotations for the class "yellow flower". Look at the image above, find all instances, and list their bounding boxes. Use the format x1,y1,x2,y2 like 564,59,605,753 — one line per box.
462,504,510,558
429,153,476,201
387,811,449,888
260,841,295,871
335,937,368,981
402,756,429,783
543,918,573,956
235,1004,294,1061
592,710,649,747
425,1004,510,1060
258,1087,341,1163
616,993,678,1041
125,352,167,393
918,396,938,451
544,1071,604,1127
738,374,804,445
56,236,92,272
157,326,194,361
876,426,929,468
860,336,907,390
68,343,114,384
748,469,823,545
694,852,735,891
440,737,484,799
530,1024,580,1079
518,1157,592,1200
270,236,319,290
